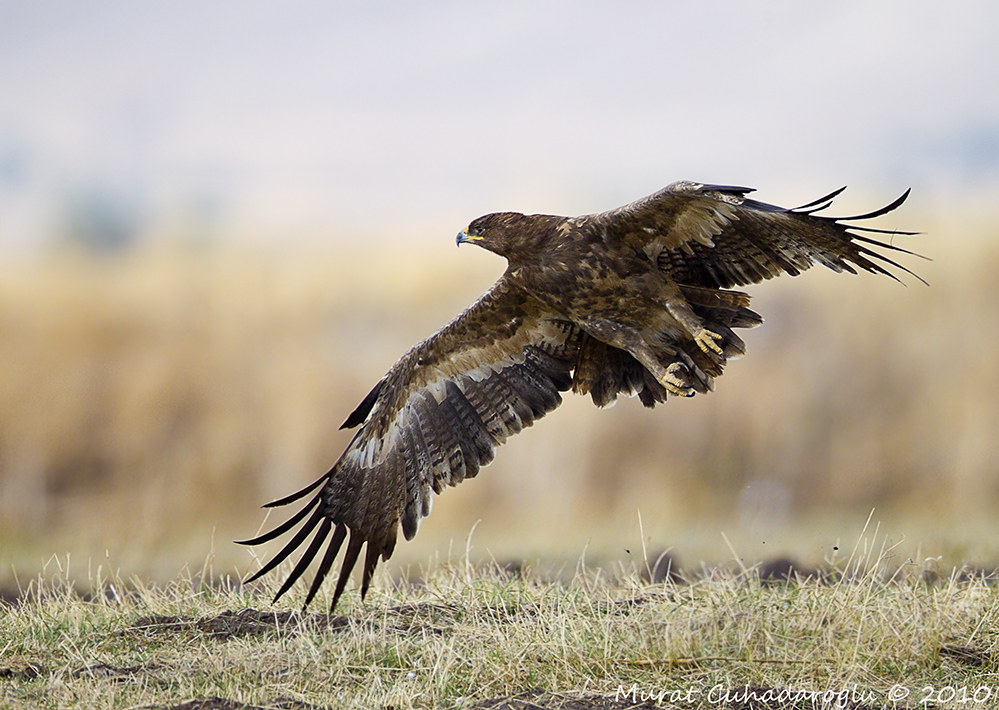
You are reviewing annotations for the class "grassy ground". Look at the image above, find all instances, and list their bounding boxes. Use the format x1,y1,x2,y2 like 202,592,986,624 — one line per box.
3,528,999,710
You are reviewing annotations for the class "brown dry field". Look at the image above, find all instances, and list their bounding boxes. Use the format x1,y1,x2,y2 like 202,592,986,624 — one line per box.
1,206,997,597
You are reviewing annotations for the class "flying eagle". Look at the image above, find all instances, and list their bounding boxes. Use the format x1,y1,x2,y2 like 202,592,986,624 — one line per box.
239,181,919,610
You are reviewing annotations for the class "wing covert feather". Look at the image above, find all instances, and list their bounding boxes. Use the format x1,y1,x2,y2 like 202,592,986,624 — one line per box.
595,182,921,289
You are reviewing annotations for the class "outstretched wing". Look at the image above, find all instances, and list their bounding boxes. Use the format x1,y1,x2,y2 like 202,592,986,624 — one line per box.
594,182,922,289
239,277,583,611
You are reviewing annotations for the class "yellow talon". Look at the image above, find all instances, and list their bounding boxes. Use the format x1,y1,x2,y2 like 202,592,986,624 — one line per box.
694,328,725,357
662,363,694,397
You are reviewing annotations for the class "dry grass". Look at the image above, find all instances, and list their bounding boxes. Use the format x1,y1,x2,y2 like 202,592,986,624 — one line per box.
1,207,997,589
3,527,999,710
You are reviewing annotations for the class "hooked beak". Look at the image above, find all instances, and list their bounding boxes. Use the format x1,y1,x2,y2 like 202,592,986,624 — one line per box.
455,229,482,247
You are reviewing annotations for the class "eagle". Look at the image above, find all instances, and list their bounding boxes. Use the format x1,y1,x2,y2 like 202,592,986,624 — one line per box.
239,181,919,611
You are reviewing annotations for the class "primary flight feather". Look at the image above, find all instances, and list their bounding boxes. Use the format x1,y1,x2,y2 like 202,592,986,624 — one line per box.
239,181,920,611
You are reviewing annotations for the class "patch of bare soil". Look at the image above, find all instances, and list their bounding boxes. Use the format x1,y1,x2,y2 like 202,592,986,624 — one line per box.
939,644,998,669
73,662,157,680
159,699,323,710
122,604,461,641
0,664,44,681
123,608,347,640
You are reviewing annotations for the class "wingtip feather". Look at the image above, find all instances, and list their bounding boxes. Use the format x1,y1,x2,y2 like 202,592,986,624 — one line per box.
270,518,332,603
791,185,848,212
330,532,365,612
241,505,326,585
260,472,331,509
303,523,348,609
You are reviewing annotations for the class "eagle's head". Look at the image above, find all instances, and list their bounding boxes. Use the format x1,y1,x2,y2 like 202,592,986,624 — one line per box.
456,211,560,261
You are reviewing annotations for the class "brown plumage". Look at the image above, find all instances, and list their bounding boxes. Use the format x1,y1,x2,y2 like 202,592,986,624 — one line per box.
238,181,920,610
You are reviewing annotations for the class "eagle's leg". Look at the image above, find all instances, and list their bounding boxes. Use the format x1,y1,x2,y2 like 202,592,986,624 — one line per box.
661,297,725,359
633,273,727,361
577,317,696,397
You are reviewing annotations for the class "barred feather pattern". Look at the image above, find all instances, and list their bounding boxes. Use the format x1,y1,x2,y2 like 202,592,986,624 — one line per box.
612,183,923,289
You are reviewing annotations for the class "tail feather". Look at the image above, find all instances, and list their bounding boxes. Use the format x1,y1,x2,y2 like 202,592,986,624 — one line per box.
678,284,753,310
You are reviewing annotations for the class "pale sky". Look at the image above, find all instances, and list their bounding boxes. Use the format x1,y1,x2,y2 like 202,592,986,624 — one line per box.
1,1,997,253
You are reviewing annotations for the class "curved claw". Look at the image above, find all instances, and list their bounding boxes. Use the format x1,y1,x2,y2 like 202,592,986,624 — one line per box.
662,362,695,397
693,328,725,358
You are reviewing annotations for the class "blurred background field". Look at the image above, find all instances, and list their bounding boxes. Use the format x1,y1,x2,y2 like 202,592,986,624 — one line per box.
1,209,997,591
2,3,998,594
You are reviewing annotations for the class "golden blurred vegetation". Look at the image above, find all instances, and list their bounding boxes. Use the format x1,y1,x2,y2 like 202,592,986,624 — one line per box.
1,210,997,589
